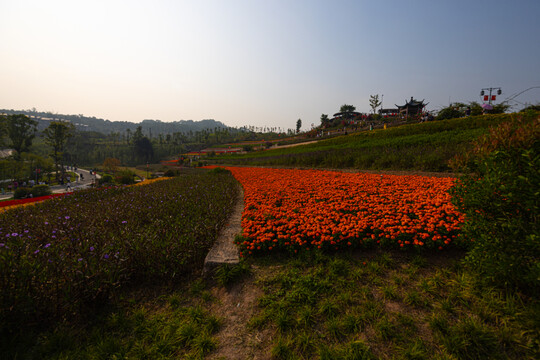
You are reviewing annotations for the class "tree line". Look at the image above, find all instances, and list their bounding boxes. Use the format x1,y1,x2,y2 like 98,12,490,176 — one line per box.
0,113,289,183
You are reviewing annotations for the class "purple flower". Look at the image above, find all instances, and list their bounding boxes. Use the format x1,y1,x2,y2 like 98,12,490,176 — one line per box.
90,246,94,251
34,249,40,254
65,216,70,220
0,243,4,247
104,254,109,259
122,221,127,224
44,243,51,248
11,233,18,237
78,258,83,261
45,222,48,225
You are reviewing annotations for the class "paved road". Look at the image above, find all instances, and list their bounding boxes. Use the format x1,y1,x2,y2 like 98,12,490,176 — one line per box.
0,168,101,201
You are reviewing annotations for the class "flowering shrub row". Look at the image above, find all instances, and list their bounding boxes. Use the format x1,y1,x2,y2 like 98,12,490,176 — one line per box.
0,193,69,211
0,171,238,328
226,167,464,256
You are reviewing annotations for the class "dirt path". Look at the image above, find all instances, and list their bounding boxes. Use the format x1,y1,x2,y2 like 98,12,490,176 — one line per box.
207,267,271,360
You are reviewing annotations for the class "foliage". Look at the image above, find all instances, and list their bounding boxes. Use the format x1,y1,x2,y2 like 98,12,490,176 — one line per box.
12,184,51,199
13,187,30,199
450,114,539,293
215,113,521,172
251,251,538,359
6,284,222,359
43,121,74,178
2,114,38,159
115,169,136,185
320,114,330,126
436,105,463,120
30,184,52,197
520,104,540,112
0,170,239,333
163,169,178,177
102,157,121,174
340,104,356,113
213,261,250,287
223,167,463,256
296,119,302,133
369,94,382,114
99,174,114,184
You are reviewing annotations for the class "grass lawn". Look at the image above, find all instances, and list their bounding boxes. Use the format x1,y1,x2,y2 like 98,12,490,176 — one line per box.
15,249,539,359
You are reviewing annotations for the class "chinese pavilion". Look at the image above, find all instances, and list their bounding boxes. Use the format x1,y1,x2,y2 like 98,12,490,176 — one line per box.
396,97,427,118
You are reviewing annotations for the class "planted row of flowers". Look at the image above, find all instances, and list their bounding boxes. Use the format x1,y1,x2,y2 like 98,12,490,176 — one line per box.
0,193,69,211
224,167,465,256
0,170,238,327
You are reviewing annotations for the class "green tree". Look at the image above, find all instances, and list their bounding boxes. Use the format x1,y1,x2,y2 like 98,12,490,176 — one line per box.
3,114,38,159
436,104,464,120
369,95,382,114
134,136,154,163
340,104,356,113
296,119,302,133
43,121,74,180
320,114,329,127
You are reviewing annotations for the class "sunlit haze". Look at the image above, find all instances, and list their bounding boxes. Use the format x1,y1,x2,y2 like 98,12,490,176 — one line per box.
1,0,539,130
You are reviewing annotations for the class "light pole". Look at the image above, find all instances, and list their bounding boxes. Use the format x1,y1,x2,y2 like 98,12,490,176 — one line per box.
480,87,502,105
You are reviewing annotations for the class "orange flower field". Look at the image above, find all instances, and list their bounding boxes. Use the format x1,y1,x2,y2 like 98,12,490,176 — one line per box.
225,167,465,256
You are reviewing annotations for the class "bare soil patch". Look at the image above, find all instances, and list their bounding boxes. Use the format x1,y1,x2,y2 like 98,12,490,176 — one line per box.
207,268,272,360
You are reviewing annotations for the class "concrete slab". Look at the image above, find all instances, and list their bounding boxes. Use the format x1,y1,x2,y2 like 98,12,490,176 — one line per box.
203,185,244,276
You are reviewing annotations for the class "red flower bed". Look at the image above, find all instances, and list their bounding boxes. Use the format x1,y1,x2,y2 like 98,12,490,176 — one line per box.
0,193,71,208
222,167,465,256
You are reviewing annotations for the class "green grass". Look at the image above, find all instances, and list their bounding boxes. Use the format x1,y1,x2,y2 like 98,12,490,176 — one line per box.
211,113,536,171
6,249,539,359
5,280,222,360
249,249,539,359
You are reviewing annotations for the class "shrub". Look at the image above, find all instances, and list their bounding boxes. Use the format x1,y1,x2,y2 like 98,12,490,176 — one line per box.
13,188,30,199
450,114,539,293
30,184,52,197
437,107,462,120
0,171,239,332
163,169,178,177
116,170,135,185
99,174,114,185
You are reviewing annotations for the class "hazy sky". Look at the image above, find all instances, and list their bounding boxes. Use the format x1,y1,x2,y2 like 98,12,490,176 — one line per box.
1,0,539,130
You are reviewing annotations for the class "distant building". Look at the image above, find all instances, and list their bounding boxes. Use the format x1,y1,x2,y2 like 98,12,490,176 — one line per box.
379,108,399,117
396,97,428,118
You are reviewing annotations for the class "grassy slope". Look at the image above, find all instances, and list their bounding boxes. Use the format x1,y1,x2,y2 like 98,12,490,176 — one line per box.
211,113,526,171
7,112,540,359
21,251,539,359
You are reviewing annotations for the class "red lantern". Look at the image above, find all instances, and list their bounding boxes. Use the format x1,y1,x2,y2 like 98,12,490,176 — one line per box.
484,95,489,101
491,95,496,101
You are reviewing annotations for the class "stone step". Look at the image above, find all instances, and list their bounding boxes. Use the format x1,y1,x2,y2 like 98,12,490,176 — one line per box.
203,185,244,276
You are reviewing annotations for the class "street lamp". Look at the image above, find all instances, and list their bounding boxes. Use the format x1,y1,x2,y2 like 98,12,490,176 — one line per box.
480,87,502,105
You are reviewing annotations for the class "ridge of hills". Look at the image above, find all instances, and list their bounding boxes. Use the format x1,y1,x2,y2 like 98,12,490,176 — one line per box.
0,109,229,135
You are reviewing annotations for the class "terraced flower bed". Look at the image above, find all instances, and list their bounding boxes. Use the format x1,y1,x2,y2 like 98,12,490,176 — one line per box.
0,170,239,327
225,167,464,256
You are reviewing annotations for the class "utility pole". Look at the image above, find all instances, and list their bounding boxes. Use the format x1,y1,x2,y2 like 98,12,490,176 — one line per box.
480,87,502,105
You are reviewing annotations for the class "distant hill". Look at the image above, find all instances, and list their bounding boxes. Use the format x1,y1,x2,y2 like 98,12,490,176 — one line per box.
0,109,229,135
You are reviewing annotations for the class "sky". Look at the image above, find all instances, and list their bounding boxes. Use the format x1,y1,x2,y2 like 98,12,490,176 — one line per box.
1,0,539,131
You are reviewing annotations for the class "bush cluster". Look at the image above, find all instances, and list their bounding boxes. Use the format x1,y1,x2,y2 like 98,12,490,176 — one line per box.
450,113,539,293
13,184,52,199
217,113,519,172
0,171,239,332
